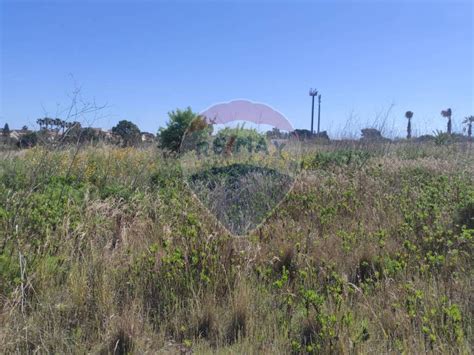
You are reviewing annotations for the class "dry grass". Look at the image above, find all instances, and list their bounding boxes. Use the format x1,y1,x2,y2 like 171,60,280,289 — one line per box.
0,141,472,353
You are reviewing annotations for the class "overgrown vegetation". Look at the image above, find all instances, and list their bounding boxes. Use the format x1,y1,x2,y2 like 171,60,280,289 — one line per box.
0,140,472,353
112,120,142,147
189,164,292,235
158,107,204,152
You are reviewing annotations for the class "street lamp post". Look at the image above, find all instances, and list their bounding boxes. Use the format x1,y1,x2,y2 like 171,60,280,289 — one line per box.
309,88,318,135
317,94,321,134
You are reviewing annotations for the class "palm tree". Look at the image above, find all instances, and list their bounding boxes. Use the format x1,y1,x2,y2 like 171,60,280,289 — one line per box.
60,120,66,133
54,118,62,131
463,115,474,138
441,108,452,134
43,117,51,130
405,111,413,139
46,117,54,130
36,118,44,130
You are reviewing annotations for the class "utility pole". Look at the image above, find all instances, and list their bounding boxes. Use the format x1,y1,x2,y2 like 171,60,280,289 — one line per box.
317,94,321,134
309,88,318,135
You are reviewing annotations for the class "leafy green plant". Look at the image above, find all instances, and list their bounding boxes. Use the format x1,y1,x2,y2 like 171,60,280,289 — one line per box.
433,130,452,145
159,107,207,152
211,126,268,155
303,149,371,170
0,142,472,353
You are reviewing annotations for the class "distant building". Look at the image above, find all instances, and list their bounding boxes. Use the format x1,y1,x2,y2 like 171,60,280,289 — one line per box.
9,131,20,141
141,132,155,143
5,129,33,142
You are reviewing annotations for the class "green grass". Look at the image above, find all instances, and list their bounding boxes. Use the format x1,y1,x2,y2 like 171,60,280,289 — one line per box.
0,142,473,353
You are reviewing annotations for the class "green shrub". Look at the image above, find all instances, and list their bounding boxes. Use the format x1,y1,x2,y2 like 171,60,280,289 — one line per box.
159,108,209,152
303,149,371,170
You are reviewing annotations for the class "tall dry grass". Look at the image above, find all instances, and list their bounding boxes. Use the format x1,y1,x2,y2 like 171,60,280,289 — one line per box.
0,141,472,353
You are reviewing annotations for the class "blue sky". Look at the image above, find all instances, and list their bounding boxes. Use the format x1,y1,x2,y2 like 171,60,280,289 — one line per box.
1,0,473,137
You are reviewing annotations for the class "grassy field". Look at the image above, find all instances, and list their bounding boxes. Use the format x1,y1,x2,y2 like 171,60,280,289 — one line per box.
0,141,473,354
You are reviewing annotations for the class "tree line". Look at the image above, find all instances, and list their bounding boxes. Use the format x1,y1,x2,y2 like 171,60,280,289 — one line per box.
1,108,473,150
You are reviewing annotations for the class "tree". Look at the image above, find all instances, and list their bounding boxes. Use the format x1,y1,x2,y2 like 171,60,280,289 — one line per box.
44,117,51,130
2,123,10,137
361,128,383,140
112,120,141,147
441,108,452,134
36,118,44,130
267,127,281,139
159,107,204,152
53,118,62,131
17,132,38,148
314,131,330,141
291,129,313,140
38,117,54,130
405,111,413,139
22,125,28,131
463,115,474,138
61,126,91,144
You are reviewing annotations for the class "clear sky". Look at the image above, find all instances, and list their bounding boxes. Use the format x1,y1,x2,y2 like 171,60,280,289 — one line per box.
1,0,473,137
